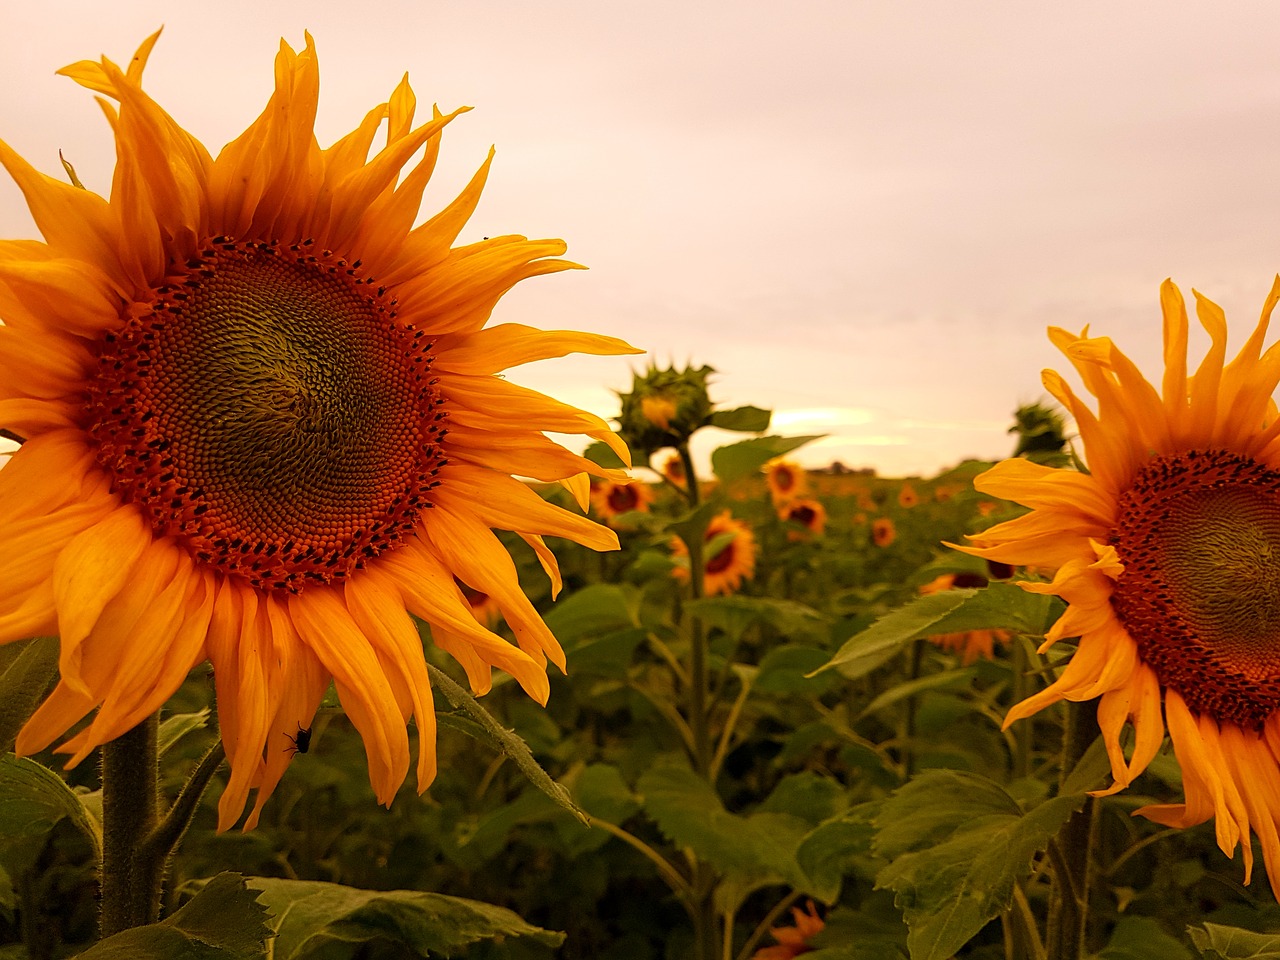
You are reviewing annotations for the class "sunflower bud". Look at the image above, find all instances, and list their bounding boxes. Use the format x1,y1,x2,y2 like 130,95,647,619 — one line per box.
617,363,714,457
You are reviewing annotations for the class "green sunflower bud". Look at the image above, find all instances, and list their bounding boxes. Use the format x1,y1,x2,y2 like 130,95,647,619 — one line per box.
616,363,714,457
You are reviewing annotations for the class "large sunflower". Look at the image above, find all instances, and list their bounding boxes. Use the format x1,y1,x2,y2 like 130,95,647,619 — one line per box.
0,33,639,830
959,278,1280,894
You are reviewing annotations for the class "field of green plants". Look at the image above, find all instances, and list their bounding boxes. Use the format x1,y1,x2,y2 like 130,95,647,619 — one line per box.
1,377,1278,960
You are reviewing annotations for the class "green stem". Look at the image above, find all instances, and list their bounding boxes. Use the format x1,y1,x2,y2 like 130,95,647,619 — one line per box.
100,715,161,936
1012,635,1033,779
1045,699,1099,960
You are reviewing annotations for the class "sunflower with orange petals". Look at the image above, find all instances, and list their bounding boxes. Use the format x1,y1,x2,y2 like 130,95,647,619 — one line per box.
671,510,756,597
750,900,823,960
660,452,687,489
871,517,896,548
958,277,1280,895
897,482,919,508
589,479,654,524
765,458,807,506
0,33,639,830
778,498,826,540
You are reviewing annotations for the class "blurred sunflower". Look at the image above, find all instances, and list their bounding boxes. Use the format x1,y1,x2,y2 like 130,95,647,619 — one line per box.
0,33,639,829
779,497,826,540
918,573,1009,664
897,482,919,508
958,278,1280,895
589,479,653,524
750,899,823,960
871,517,896,548
671,510,756,597
765,458,807,506
660,451,686,489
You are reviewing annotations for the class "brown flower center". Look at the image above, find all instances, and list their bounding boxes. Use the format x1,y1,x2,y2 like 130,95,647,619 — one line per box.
88,238,446,592
1111,449,1280,728
607,485,639,513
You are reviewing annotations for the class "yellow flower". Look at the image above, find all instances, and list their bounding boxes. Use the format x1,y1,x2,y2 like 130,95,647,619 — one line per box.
897,482,919,508
778,497,826,540
918,574,1010,665
660,452,686,489
671,510,756,597
765,458,807,506
750,900,823,960
589,479,654,523
871,517,896,548
0,33,639,830
958,278,1280,895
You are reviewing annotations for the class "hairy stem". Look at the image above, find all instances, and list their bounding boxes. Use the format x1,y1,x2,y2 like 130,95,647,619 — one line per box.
100,715,161,936
1045,699,1099,960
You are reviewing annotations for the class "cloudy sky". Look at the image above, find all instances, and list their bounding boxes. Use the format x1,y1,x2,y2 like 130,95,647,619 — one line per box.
3,2,1280,476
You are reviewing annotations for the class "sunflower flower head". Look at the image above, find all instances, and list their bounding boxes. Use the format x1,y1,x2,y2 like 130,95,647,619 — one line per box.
616,362,713,458
670,510,756,597
779,497,826,540
589,478,654,525
765,457,807,506
0,32,641,830
750,900,824,960
871,517,896,548
918,573,1010,664
955,276,1280,896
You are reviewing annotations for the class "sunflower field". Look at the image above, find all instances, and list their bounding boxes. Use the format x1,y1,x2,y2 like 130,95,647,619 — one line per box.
4,29,1280,960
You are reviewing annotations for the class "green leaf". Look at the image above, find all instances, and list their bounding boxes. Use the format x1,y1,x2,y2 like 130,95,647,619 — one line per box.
0,755,102,874
249,877,563,958
0,637,59,754
856,668,977,720
816,584,1053,680
754,645,843,695
796,803,879,902
80,872,270,959
686,596,831,644
759,772,848,825
1098,916,1197,959
668,501,723,556
158,708,212,758
710,435,823,484
582,438,629,470
426,663,587,825
638,759,813,899
574,764,642,824
873,769,1084,960
1188,922,1280,959
709,405,772,432
543,584,638,647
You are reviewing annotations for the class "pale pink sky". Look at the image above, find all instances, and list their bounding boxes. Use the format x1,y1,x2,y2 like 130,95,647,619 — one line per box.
3,2,1280,476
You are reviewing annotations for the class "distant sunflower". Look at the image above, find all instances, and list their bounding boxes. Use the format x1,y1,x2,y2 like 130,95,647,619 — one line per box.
871,517,896,548
918,574,1009,664
958,278,1280,895
590,479,653,523
765,458,807,505
897,482,919,508
660,452,686,489
671,510,756,597
779,497,826,540
750,900,823,960
0,33,638,830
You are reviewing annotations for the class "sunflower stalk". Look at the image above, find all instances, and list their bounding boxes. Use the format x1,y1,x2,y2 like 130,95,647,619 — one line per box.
1044,698,1100,960
99,714,161,935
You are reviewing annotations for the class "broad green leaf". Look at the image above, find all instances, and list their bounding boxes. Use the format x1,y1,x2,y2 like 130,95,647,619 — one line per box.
796,802,879,901
158,708,212,758
0,755,102,873
856,668,977,720
582,438,630,469
710,435,823,484
686,596,830,644
874,769,1084,960
427,663,587,825
1098,916,1196,959
574,764,642,824
249,877,563,958
638,759,813,897
543,584,638,646
754,645,843,695
0,637,59,754
709,405,772,432
80,872,269,959
1188,922,1280,959
759,772,847,825
816,584,1054,680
